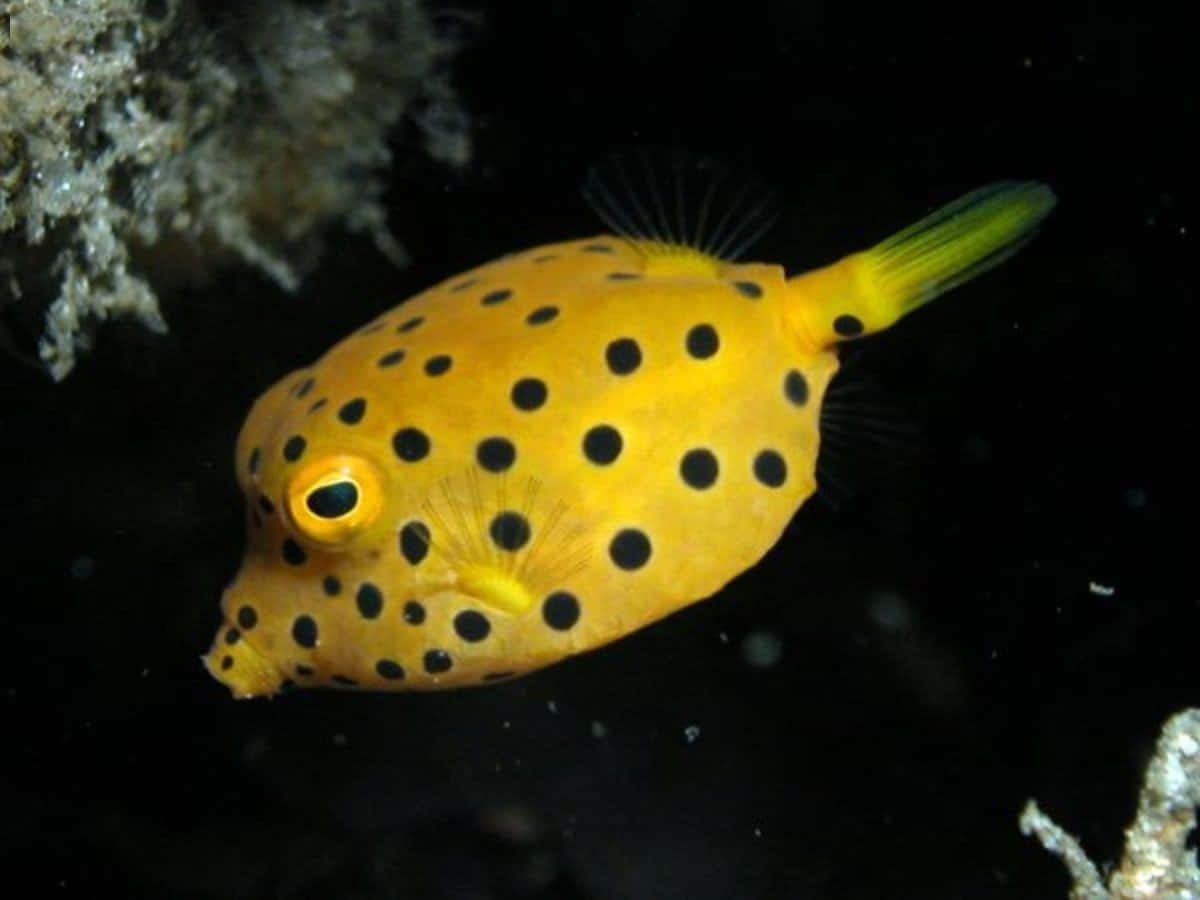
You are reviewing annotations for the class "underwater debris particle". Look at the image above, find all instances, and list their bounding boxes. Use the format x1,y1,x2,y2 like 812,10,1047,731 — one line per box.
740,630,784,668
67,555,97,579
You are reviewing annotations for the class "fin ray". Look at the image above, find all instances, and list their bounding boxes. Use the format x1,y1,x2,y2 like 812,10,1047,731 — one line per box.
581,149,777,263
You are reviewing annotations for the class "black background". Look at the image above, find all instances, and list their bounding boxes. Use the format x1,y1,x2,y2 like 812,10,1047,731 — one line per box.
3,2,1194,898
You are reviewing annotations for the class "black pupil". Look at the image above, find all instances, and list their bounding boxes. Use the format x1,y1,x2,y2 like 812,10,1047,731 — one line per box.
305,481,359,518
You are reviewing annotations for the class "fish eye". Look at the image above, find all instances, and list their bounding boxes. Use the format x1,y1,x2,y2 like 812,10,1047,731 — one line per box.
305,480,359,518
283,454,386,546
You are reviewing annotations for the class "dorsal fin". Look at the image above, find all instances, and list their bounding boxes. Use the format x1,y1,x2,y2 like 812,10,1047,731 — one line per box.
581,149,778,268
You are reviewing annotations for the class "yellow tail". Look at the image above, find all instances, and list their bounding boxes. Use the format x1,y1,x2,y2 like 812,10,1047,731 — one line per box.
786,181,1057,349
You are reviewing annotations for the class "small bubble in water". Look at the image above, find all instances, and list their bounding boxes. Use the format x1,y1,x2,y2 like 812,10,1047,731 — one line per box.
240,735,268,765
68,555,96,579
867,592,911,631
740,630,783,668
590,720,607,738
963,435,993,462
683,725,701,744
1121,487,1148,510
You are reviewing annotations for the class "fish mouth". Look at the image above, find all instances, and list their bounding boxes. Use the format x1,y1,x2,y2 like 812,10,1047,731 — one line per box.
202,624,286,700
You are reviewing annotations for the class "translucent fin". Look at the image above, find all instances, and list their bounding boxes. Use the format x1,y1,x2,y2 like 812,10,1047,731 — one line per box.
417,468,592,616
785,181,1057,349
581,149,778,264
816,355,922,510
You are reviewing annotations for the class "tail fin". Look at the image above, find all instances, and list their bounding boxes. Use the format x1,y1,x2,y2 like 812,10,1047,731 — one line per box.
785,181,1057,350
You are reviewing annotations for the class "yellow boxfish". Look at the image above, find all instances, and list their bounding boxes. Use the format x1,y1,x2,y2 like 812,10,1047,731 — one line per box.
204,157,1056,698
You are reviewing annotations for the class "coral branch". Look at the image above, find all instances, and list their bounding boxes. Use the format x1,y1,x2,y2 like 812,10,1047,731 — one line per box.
1022,708,1200,899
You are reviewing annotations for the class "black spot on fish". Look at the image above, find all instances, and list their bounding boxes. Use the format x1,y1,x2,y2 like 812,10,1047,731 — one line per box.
606,338,641,375
511,377,548,411
376,659,405,680
686,324,719,359
454,610,491,642
609,528,652,570
489,511,531,552
784,370,808,406
424,649,453,674
733,280,763,299
237,605,258,630
583,425,622,465
834,314,864,337
282,435,307,462
338,397,366,424
398,316,424,333
400,521,431,565
282,538,307,566
392,427,430,462
292,615,318,648
404,601,426,625
356,582,384,619
424,354,452,376
378,349,406,367
480,289,512,306
476,437,516,472
526,305,559,325
542,591,580,631
680,448,719,490
753,449,787,487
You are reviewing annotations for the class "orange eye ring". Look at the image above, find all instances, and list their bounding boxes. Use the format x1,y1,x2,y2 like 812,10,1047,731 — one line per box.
283,454,386,546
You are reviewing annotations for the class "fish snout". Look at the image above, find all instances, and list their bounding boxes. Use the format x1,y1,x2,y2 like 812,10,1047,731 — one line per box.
203,619,286,699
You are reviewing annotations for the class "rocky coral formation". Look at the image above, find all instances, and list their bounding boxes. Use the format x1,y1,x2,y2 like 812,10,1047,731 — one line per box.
0,0,469,379
1022,708,1200,899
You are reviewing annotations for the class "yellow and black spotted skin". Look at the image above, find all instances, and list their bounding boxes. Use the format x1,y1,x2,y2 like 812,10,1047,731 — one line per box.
205,167,1055,698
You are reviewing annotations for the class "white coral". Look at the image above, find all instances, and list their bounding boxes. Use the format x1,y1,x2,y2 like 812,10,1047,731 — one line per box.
0,0,469,379
1022,709,1200,899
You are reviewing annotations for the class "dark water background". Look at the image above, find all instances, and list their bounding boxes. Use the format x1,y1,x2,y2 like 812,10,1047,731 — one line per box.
3,2,1194,898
